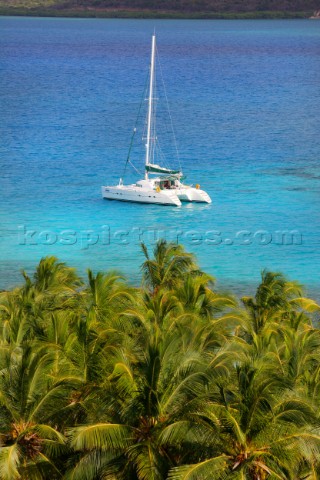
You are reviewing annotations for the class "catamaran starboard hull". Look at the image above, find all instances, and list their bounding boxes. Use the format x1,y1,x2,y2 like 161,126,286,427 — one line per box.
177,187,212,203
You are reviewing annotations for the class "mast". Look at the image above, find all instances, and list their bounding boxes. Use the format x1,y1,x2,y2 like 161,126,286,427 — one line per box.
145,34,156,180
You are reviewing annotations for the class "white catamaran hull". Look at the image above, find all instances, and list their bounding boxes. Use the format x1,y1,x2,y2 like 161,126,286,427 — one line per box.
101,185,181,206
177,186,212,203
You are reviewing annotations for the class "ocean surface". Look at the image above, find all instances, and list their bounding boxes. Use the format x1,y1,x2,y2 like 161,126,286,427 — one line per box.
0,17,319,298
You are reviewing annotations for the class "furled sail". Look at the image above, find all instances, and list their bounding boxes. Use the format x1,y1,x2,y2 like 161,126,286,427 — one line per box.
145,164,182,175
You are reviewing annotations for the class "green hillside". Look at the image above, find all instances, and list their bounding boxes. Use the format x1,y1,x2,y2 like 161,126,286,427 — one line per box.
0,0,319,18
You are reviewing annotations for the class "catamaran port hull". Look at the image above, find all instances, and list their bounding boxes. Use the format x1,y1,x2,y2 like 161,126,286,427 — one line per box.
101,186,181,207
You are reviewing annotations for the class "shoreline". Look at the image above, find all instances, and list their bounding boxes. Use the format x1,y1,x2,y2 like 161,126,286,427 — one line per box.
0,8,314,19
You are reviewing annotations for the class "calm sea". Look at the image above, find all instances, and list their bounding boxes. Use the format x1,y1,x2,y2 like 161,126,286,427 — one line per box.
0,17,319,298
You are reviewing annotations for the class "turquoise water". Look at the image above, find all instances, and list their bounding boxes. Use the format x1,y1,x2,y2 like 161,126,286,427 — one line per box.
0,18,319,297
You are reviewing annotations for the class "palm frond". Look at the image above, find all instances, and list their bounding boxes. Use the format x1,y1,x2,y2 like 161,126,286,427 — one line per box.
0,444,20,480
127,442,167,480
68,423,133,451
168,455,229,480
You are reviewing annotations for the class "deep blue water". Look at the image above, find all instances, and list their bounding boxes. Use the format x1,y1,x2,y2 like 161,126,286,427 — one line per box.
0,17,319,297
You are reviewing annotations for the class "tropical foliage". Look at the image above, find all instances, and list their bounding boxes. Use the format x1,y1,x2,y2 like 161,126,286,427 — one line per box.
0,241,319,479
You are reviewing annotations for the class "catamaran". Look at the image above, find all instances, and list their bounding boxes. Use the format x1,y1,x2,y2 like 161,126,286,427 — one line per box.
101,34,212,207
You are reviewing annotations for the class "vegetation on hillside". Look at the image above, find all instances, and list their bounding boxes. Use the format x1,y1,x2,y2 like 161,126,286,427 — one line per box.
0,240,320,479
0,0,319,17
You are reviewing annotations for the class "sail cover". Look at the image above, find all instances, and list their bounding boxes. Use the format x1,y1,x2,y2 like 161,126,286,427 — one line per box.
145,164,182,175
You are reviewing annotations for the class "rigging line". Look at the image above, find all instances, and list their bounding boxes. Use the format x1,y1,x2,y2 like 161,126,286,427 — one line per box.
155,44,182,173
121,70,149,180
155,138,167,166
128,160,142,175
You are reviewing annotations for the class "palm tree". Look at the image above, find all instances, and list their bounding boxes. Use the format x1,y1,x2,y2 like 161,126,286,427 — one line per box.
0,286,33,345
141,240,198,293
0,258,85,478
0,340,81,479
151,270,316,480
56,269,137,388
167,353,320,480
173,273,235,318
0,257,83,347
85,269,136,326
238,270,320,358
241,270,302,336
64,294,208,480
27,256,81,294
